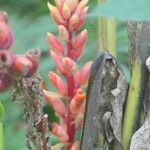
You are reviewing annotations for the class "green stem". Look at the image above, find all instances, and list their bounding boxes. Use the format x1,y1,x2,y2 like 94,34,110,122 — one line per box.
122,58,141,150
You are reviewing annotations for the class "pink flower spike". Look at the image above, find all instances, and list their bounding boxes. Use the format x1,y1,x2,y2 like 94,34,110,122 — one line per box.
49,71,67,96
75,61,92,88
50,123,69,142
47,32,64,55
0,73,11,92
71,141,80,150
47,2,65,25
43,90,66,117
73,29,87,49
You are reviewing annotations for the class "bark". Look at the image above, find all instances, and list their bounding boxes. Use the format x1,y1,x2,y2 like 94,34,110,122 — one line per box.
80,52,127,150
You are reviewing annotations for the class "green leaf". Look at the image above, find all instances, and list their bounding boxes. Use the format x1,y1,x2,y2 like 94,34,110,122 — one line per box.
0,103,4,150
90,0,150,21
0,103,4,122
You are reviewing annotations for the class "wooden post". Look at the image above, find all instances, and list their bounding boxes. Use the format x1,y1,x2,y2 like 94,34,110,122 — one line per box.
80,52,127,150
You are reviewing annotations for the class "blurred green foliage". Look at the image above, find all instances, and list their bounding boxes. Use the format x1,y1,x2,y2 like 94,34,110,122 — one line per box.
91,0,150,20
0,103,4,150
0,0,131,149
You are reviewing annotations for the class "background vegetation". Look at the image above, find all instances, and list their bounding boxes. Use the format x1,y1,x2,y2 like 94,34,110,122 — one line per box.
0,0,130,149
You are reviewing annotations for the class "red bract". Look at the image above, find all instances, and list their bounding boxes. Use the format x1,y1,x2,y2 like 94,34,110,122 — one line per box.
0,12,13,50
43,90,66,117
48,71,67,96
50,123,69,142
45,0,92,149
47,32,64,55
11,49,40,77
75,61,92,88
69,89,86,115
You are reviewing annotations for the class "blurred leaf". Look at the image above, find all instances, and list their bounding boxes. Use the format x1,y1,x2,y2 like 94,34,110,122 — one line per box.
0,103,4,150
50,135,60,146
9,14,57,54
0,103,4,122
4,123,26,150
90,0,150,21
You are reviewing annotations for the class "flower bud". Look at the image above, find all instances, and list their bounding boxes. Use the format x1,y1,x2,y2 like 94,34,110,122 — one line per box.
0,73,10,92
62,3,71,19
50,123,69,142
62,57,77,76
0,24,13,50
50,50,65,74
70,88,85,115
0,12,8,24
11,55,33,77
74,88,86,106
73,29,87,49
25,49,41,62
43,90,66,117
64,0,78,12
55,0,64,9
51,51,76,76
47,2,65,25
25,49,40,76
58,25,69,41
74,46,83,60
75,6,88,31
68,15,79,31
0,50,14,69
48,71,67,96
76,0,89,11
71,141,80,150
47,32,64,55
75,61,92,87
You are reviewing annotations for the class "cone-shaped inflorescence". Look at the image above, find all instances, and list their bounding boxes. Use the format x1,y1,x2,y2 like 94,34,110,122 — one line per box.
44,0,92,149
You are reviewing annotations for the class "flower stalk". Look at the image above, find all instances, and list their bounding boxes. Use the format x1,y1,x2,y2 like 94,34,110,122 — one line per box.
44,0,92,149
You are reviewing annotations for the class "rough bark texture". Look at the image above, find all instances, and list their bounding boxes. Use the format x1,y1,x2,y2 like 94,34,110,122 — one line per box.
80,52,127,150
